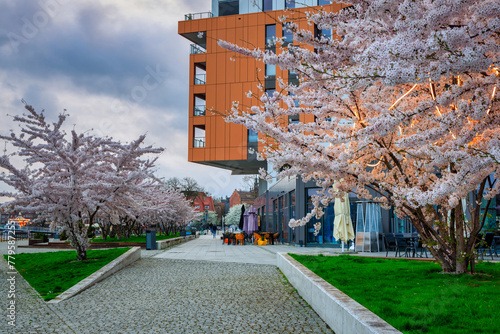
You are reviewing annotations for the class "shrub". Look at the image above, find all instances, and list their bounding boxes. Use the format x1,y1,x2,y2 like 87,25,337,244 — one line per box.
59,230,68,241
34,232,49,242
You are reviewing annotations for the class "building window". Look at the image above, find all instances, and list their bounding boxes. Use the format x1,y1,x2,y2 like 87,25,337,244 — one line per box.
265,24,276,47
219,0,239,16
204,205,210,210
194,94,206,116
263,0,273,11
282,25,293,46
318,0,331,5
193,125,206,148
285,0,295,9
195,205,200,209
265,64,276,77
194,63,206,85
265,88,275,98
248,128,258,142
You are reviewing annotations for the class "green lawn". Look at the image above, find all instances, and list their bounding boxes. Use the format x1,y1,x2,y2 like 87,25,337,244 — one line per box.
92,232,180,243
6,248,130,301
291,254,500,334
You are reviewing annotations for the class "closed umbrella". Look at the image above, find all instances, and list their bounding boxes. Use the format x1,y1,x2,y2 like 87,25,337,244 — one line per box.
243,210,250,233
247,205,258,233
333,183,355,252
239,205,246,230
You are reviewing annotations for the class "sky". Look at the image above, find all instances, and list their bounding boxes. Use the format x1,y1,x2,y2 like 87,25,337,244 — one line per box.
0,0,250,203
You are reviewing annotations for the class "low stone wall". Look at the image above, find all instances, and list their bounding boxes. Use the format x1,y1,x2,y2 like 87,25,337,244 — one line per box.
277,253,401,334
156,235,196,250
48,247,141,304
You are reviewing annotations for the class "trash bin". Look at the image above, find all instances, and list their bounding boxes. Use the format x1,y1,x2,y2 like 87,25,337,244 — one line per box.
146,230,157,250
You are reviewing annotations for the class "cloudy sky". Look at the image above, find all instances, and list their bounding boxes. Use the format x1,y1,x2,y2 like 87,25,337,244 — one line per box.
0,0,250,202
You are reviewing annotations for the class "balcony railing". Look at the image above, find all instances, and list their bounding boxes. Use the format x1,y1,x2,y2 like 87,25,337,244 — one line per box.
193,137,206,148
191,44,206,54
194,106,206,116
194,73,206,85
185,12,213,20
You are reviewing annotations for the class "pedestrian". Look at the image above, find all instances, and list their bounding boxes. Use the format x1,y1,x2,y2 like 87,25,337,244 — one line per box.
212,224,217,238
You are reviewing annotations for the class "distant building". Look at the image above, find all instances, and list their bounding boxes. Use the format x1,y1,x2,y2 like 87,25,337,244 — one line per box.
229,189,256,209
0,211,38,227
192,193,215,213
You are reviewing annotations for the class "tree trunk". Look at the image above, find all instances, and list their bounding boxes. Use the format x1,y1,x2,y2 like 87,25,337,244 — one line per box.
68,225,89,261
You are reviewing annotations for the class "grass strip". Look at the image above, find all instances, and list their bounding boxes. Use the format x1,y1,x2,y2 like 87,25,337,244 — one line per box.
91,232,180,243
290,254,499,334
6,247,130,301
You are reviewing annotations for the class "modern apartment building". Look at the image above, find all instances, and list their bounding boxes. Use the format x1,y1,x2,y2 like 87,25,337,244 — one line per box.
178,0,342,176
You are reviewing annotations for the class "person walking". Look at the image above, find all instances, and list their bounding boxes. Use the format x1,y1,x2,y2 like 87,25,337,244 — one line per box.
212,224,217,239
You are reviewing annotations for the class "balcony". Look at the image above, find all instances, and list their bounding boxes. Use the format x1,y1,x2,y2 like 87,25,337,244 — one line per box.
185,12,213,20
194,105,206,116
194,73,206,85
193,137,206,148
191,44,206,54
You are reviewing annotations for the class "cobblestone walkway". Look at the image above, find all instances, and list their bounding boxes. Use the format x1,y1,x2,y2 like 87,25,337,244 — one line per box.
1,255,332,333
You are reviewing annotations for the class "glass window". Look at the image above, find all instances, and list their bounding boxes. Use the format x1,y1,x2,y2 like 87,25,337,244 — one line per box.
219,0,239,16
265,24,276,46
318,0,331,5
265,88,275,98
289,93,300,108
321,29,332,39
204,205,210,210
263,0,273,11
195,205,200,209
248,128,258,142
285,0,295,9
282,25,293,46
265,64,276,76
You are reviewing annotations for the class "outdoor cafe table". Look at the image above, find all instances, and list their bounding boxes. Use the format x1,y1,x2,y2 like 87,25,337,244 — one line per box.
395,235,421,258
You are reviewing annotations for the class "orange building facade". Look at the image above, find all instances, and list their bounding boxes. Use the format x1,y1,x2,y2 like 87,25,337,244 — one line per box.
178,0,345,175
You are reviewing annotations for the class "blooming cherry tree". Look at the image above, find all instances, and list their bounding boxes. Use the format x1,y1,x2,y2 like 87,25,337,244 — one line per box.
220,0,499,273
224,204,244,228
0,104,165,260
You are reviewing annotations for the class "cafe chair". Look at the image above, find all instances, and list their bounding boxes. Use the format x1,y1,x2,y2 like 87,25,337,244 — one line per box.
383,233,397,257
394,233,409,257
273,232,280,245
235,233,245,245
253,233,261,245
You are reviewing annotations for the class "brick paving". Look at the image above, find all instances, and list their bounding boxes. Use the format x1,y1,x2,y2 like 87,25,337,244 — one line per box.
0,237,333,333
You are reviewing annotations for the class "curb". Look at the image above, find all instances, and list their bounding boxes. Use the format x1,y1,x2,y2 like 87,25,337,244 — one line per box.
47,247,141,304
277,253,401,334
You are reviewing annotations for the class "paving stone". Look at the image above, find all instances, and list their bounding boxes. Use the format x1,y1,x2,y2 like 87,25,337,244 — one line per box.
0,237,333,333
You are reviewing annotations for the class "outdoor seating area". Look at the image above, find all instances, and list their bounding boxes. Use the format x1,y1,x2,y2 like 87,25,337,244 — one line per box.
222,231,280,246
383,233,428,258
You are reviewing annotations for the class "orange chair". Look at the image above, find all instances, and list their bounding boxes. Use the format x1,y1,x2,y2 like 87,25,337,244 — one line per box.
273,232,279,245
235,233,245,245
253,233,261,245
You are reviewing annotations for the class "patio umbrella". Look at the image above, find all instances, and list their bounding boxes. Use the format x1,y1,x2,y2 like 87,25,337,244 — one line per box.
238,205,246,230
243,210,250,233
247,205,258,233
333,183,355,252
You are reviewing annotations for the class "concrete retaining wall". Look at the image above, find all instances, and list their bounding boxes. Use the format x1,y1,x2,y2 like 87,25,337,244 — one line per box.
48,247,141,304
156,235,196,250
277,253,401,334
